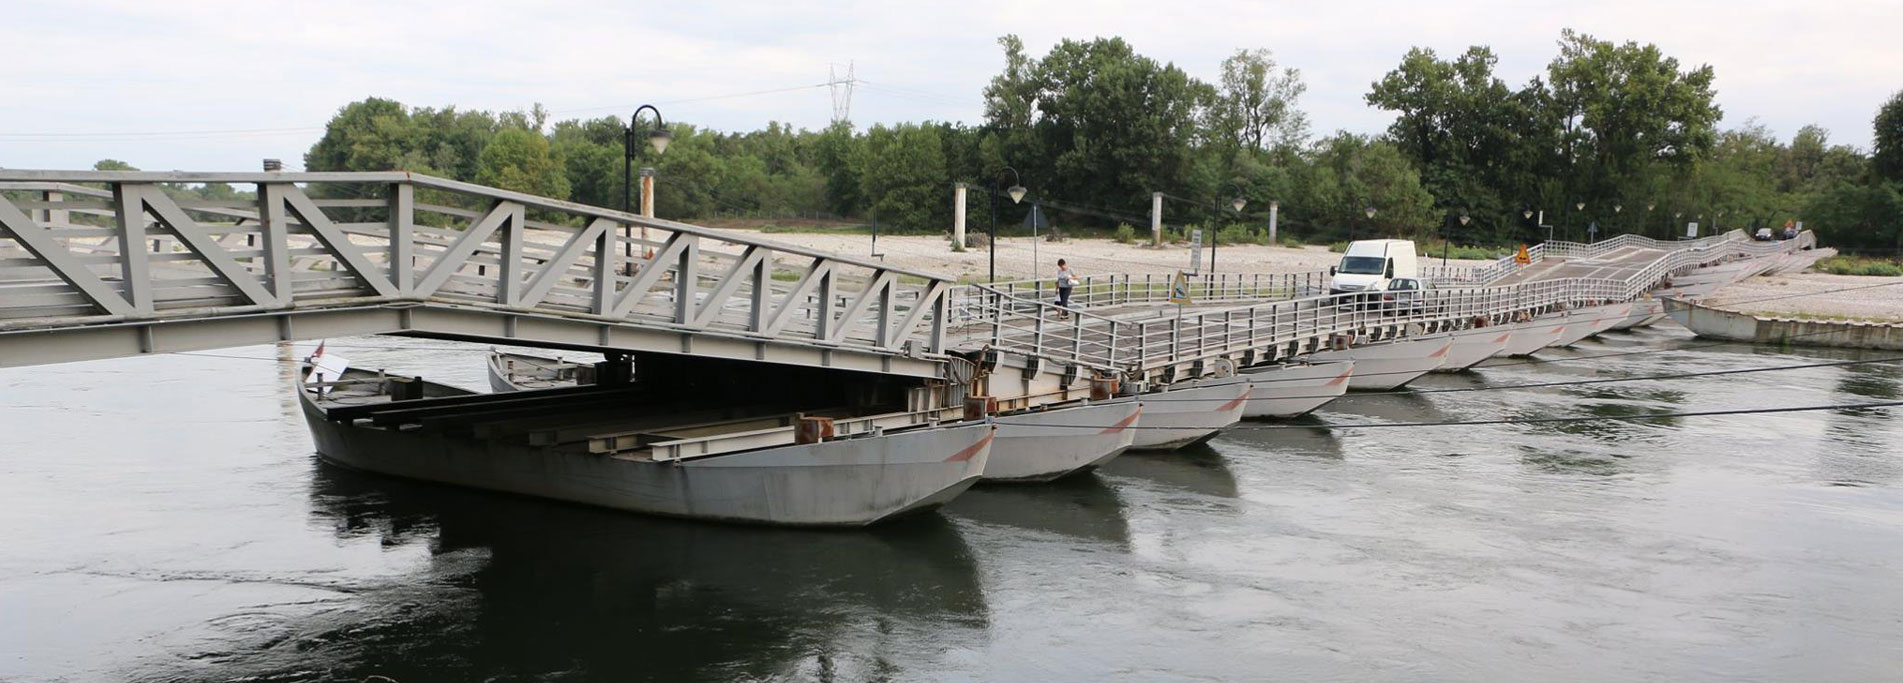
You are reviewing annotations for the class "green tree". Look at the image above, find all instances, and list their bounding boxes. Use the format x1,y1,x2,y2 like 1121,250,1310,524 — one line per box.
1366,45,1522,241
858,123,949,231
1298,133,1436,239
1212,48,1308,154
1545,29,1721,203
1874,89,1903,184
983,36,1211,219
476,128,570,200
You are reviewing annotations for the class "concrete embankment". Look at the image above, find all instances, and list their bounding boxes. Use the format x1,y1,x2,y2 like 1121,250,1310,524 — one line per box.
1664,298,1903,350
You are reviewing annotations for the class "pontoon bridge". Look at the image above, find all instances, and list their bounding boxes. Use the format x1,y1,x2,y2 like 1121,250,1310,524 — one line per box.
0,170,1823,525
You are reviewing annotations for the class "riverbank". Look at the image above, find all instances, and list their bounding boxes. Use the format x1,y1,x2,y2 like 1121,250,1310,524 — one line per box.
1704,271,1903,323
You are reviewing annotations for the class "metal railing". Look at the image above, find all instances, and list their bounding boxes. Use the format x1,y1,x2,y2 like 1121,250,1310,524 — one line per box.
959,229,1816,376
0,171,957,359
952,270,1331,316
1435,231,1756,286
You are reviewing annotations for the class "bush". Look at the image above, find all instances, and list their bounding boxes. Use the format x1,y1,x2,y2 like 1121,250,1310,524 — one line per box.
1327,241,1350,253
1114,223,1137,244
1421,240,1507,260
1217,224,1264,246
1278,236,1305,249
1817,256,1903,276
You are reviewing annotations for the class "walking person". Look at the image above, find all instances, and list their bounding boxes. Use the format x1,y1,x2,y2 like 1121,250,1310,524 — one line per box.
1055,258,1076,319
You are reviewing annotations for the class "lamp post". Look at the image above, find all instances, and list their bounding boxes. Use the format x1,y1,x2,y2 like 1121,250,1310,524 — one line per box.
989,166,1025,284
1352,202,1375,240
1611,203,1622,241
1573,201,1585,242
623,105,671,274
1212,193,1245,272
1444,212,1470,267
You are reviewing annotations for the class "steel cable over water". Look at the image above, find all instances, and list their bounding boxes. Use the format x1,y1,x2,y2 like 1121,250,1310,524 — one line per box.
1131,353,1903,402
1004,400,1903,431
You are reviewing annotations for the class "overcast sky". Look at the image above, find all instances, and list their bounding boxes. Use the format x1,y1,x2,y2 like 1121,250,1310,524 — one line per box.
4,0,1898,173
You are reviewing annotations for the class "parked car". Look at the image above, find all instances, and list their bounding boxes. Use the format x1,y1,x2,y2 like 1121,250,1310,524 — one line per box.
1380,277,1428,315
1754,228,1774,241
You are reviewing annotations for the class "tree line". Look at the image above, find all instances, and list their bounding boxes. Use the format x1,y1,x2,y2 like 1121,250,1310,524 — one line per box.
295,31,1903,253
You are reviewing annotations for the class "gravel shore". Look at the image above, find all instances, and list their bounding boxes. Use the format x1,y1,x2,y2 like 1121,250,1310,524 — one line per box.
1705,272,1903,322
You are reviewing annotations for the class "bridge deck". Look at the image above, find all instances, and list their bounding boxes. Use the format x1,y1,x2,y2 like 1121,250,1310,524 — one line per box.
949,230,1815,383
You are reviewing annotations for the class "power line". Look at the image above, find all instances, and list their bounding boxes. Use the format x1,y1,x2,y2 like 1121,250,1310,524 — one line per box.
0,125,322,139
3,82,839,143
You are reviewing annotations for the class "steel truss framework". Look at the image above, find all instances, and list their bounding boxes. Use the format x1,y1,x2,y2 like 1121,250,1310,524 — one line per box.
0,171,954,376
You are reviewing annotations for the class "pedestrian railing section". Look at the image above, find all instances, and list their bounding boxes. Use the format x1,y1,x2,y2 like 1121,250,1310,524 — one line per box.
0,171,956,356
963,229,1817,375
1429,230,1758,286
953,270,1331,315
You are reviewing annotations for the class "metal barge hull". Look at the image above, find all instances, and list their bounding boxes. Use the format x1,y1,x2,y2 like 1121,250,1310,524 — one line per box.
1502,317,1566,357
1434,326,1515,372
299,370,993,527
1241,361,1353,418
1127,377,1249,450
1306,334,1452,391
986,400,1141,482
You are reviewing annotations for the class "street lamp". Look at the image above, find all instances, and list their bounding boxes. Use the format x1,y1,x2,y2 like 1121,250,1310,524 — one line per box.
623,105,671,274
989,166,1024,284
1208,194,1246,272
1443,212,1470,267
1571,201,1584,242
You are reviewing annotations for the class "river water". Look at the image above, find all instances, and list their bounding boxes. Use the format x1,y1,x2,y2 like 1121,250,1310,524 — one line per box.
2,326,1900,682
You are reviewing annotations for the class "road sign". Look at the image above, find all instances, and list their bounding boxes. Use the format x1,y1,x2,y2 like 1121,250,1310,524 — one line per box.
1686,222,1699,238
1187,229,1203,275
1169,270,1193,305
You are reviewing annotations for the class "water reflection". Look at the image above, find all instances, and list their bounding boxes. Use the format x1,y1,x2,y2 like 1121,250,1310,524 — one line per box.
946,475,1130,548
1834,363,1901,402
233,461,991,682
1096,446,1241,499
1515,443,1635,477
1327,392,1453,426
1215,418,1343,461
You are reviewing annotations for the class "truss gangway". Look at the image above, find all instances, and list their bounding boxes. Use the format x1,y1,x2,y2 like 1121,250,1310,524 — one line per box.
0,171,958,376
950,229,1816,385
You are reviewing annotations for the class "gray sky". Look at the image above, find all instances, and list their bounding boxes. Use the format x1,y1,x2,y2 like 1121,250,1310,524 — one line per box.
4,0,1898,172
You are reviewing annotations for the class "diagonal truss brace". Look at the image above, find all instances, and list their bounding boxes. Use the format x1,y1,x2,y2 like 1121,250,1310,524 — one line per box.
0,195,137,316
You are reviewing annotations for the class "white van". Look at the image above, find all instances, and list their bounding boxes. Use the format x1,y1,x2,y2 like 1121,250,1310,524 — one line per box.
1329,239,1419,295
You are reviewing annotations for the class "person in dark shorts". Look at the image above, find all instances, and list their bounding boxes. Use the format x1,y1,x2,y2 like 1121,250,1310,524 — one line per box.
1055,258,1076,319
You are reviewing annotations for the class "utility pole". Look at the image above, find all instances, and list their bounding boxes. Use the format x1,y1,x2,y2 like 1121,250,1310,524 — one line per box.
1268,201,1280,246
952,183,967,248
1151,192,1164,246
